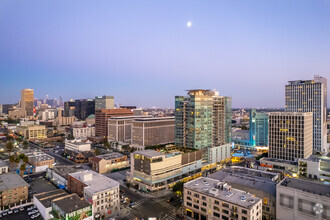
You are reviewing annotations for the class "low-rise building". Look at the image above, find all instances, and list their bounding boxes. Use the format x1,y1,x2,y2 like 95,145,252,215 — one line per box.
183,177,263,220
131,117,175,147
127,148,203,192
25,151,55,172
259,157,298,177
298,155,330,183
64,149,94,163
0,160,8,174
70,125,95,140
90,153,129,173
16,125,47,140
46,165,84,189
68,170,120,219
0,173,28,208
33,189,68,220
65,139,91,152
210,167,280,220
276,178,330,220
51,194,93,220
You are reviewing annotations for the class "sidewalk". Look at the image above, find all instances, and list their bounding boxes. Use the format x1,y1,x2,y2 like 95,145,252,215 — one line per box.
122,184,172,198
107,206,131,219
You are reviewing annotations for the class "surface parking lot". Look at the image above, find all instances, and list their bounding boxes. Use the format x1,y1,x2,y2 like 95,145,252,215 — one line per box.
0,205,42,220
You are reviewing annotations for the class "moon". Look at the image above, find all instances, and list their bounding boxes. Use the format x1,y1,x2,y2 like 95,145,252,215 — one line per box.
187,21,192,28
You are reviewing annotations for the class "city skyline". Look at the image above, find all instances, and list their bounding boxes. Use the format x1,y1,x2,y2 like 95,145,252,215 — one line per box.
1,0,330,108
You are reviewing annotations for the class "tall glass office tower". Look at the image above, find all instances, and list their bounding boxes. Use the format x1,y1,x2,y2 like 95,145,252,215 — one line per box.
175,90,231,162
285,75,327,154
249,109,268,147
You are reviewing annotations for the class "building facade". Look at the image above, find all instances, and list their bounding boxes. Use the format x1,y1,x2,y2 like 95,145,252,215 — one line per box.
71,126,95,139
298,155,330,183
175,90,232,162
16,125,47,140
90,153,129,173
21,89,34,116
95,95,114,110
268,112,313,161
183,177,263,220
276,178,330,220
95,108,134,138
131,117,175,147
285,76,328,154
0,173,28,208
68,170,120,218
128,149,203,192
249,109,268,147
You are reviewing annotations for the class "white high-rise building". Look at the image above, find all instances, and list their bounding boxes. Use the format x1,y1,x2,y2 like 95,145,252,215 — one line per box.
285,76,328,154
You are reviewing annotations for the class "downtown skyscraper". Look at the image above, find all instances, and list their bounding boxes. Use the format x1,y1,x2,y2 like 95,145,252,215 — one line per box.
249,109,268,147
285,76,327,154
175,89,232,162
21,89,34,116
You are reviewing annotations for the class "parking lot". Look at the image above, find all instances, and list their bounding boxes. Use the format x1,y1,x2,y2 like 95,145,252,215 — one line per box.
28,176,57,196
0,205,42,220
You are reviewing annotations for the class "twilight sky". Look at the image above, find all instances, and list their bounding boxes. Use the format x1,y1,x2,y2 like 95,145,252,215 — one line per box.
0,0,329,108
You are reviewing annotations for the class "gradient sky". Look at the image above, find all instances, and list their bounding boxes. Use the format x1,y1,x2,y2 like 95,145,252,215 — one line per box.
0,0,329,108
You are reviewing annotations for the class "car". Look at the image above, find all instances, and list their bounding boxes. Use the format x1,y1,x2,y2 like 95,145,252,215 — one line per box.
28,210,38,215
8,209,13,214
14,208,19,213
0,213,2,218
129,202,135,208
31,213,40,219
27,207,33,211
19,207,25,211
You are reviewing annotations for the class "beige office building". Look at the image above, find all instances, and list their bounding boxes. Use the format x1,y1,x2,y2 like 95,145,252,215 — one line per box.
268,112,313,161
90,153,129,173
21,89,34,116
17,125,47,140
276,178,330,220
108,115,152,142
183,177,262,220
132,117,175,147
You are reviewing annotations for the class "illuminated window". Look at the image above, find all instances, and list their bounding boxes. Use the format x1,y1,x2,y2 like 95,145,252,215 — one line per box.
264,198,268,205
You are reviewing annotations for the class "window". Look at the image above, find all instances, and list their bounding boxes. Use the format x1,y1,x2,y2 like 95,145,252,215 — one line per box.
214,206,220,211
242,217,247,220
215,200,220,205
194,193,200,198
222,216,228,220
193,204,199,210
222,209,229,214
202,196,206,200
222,202,229,208
187,191,192,195
242,209,247,214
187,202,192,207
279,194,294,209
202,202,207,206
201,207,206,212
213,212,220,218
187,196,192,201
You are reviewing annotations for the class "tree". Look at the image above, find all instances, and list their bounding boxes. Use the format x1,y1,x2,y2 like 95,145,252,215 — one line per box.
14,157,20,163
19,153,25,160
6,141,14,156
95,148,100,155
19,164,26,176
22,155,29,164
172,181,184,196
9,155,15,163
126,183,131,188
104,140,110,149
22,140,29,149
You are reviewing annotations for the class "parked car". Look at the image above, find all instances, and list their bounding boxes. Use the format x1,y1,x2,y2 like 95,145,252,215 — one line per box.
31,213,40,219
8,209,13,214
20,207,25,211
129,202,135,208
14,208,19,213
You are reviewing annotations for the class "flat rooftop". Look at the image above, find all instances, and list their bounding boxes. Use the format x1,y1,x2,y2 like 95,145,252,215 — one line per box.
109,115,152,120
260,157,297,165
301,155,330,163
0,173,28,191
280,178,330,197
65,140,92,145
34,189,68,208
0,159,8,167
27,151,54,163
96,152,126,160
210,169,277,196
69,170,119,195
49,165,85,179
53,194,91,214
185,177,261,209
134,116,175,122
134,150,164,158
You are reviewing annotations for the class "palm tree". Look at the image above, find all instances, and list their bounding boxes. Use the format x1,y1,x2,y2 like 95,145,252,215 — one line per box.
6,141,14,156
19,164,26,176
22,140,29,149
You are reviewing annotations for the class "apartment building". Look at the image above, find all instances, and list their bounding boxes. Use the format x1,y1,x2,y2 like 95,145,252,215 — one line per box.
108,115,152,142
210,167,280,220
65,139,91,152
131,117,175,147
128,148,203,192
183,177,262,220
90,153,129,173
16,125,47,140
0,173,28,208
268,112,313,161
175,90,231,162
95,109,134,138
276,178,330,220
71,125,95,139
68,170,120,218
